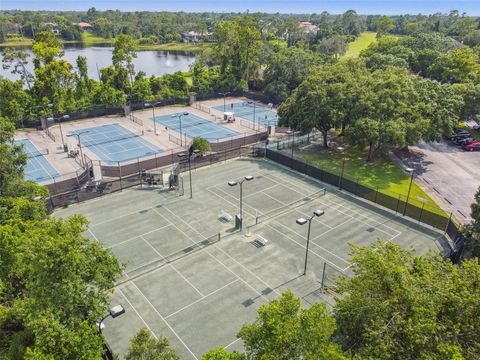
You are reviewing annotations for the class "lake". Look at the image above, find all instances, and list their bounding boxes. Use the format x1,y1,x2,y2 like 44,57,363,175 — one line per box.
0,44,196,82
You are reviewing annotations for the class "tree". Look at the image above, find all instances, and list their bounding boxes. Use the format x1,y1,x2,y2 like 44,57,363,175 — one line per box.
201,348,244,360
375,16,394,35
314,35,348,57
1,48,34,90
335,241,480,359
463,187,480,259
263,47,330,102
112,34,137,86
192,137,211,155
427,47,480,84
31,31,63,67
125,327,180,360
238,290,346,360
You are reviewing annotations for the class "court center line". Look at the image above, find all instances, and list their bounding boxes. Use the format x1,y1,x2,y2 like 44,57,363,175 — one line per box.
146,238,207,298
130,281,199,360
164,279,239,319
117,287,159,340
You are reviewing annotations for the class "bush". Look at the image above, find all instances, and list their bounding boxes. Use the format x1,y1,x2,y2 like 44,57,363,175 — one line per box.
192,137,210,155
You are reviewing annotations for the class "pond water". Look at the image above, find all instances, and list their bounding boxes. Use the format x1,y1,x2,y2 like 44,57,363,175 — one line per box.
0,44,196,82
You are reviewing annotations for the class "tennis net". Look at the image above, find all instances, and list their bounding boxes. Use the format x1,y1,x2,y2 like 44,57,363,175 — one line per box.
116,232,221,285
26,148,49,158
80,130,144,147
253,188,327,225
131,115,143,126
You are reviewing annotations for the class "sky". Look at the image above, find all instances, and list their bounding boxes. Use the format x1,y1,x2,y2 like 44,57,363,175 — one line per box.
1,0,480,15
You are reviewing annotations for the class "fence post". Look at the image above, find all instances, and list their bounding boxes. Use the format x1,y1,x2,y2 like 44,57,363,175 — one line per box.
395,194,402,213
444,212,453,236
418,202,425,222
374,186,379,204
320,262,327,292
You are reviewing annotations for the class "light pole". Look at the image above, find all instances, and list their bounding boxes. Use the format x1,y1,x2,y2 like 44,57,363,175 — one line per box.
67,130,89,168
219,92,230,112
228,175,254,230
403,167,415,216
296,209,325,275
178,148,200,199
144,102,161,135
337,146,346,189
98,305,125,333
171,112,189,146
247,101,256,130
47,114,70,152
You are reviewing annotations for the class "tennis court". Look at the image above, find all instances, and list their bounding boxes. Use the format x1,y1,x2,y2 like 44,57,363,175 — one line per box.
54,158,450,359
16,139,60,182
213,102,278,127
67,123,161,164
153,113,239,141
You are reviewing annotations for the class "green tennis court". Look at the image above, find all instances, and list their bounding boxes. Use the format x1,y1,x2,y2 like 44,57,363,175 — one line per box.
54,158,450,359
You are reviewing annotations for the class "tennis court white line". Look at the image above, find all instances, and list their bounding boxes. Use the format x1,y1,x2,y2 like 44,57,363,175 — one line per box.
341,232,402,272
258,187,334,229
270,217,350,266
160,206,276,302
324,199,400,237
117,287,159,340
265,223,345,273
224,338,242,349
164,279,239,319
87,228,100,242
266,172,398,238
130,281,199,360
267,170,402,237
107,223,172,249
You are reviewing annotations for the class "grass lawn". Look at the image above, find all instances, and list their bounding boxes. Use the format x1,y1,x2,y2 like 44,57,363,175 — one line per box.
296,145,447,216
81,32,114,46
0,37,33,47
342,31,377,59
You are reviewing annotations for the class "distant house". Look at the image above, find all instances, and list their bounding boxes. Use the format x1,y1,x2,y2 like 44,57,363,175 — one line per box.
78,22,93,31
298,21,319,34
181,31,216,42
42,22,60,34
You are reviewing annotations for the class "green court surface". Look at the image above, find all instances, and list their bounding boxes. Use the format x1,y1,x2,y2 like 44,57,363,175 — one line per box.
55,158,451,359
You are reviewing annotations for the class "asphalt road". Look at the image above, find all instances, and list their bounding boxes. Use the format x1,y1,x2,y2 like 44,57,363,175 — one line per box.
407,141,480,223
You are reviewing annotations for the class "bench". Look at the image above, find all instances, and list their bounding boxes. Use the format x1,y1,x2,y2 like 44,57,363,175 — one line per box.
255,234,268,247
219,211,233,222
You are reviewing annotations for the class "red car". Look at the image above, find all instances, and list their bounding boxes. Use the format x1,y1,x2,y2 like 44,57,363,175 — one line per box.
463,141,480,151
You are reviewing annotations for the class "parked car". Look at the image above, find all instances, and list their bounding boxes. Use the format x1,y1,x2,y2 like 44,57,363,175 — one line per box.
446,130,470,140
463,142,480,151
454,137,474,146
450,133,472,142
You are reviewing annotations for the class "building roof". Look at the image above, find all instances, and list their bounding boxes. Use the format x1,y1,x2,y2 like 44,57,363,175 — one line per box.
78,22,93,28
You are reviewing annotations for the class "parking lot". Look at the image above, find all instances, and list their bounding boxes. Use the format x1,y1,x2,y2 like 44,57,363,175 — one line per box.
407,140,480,223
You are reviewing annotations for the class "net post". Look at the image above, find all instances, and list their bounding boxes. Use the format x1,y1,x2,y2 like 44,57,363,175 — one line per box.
374,186,379,203
217,232,220,242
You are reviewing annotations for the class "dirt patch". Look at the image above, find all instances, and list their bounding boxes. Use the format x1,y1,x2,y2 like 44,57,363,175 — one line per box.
392,147,424,161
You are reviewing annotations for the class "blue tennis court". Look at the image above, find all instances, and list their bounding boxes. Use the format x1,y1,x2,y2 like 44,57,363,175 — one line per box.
213,102,278,127
67,123,161,164
16,139,60,182
153,113,238,141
